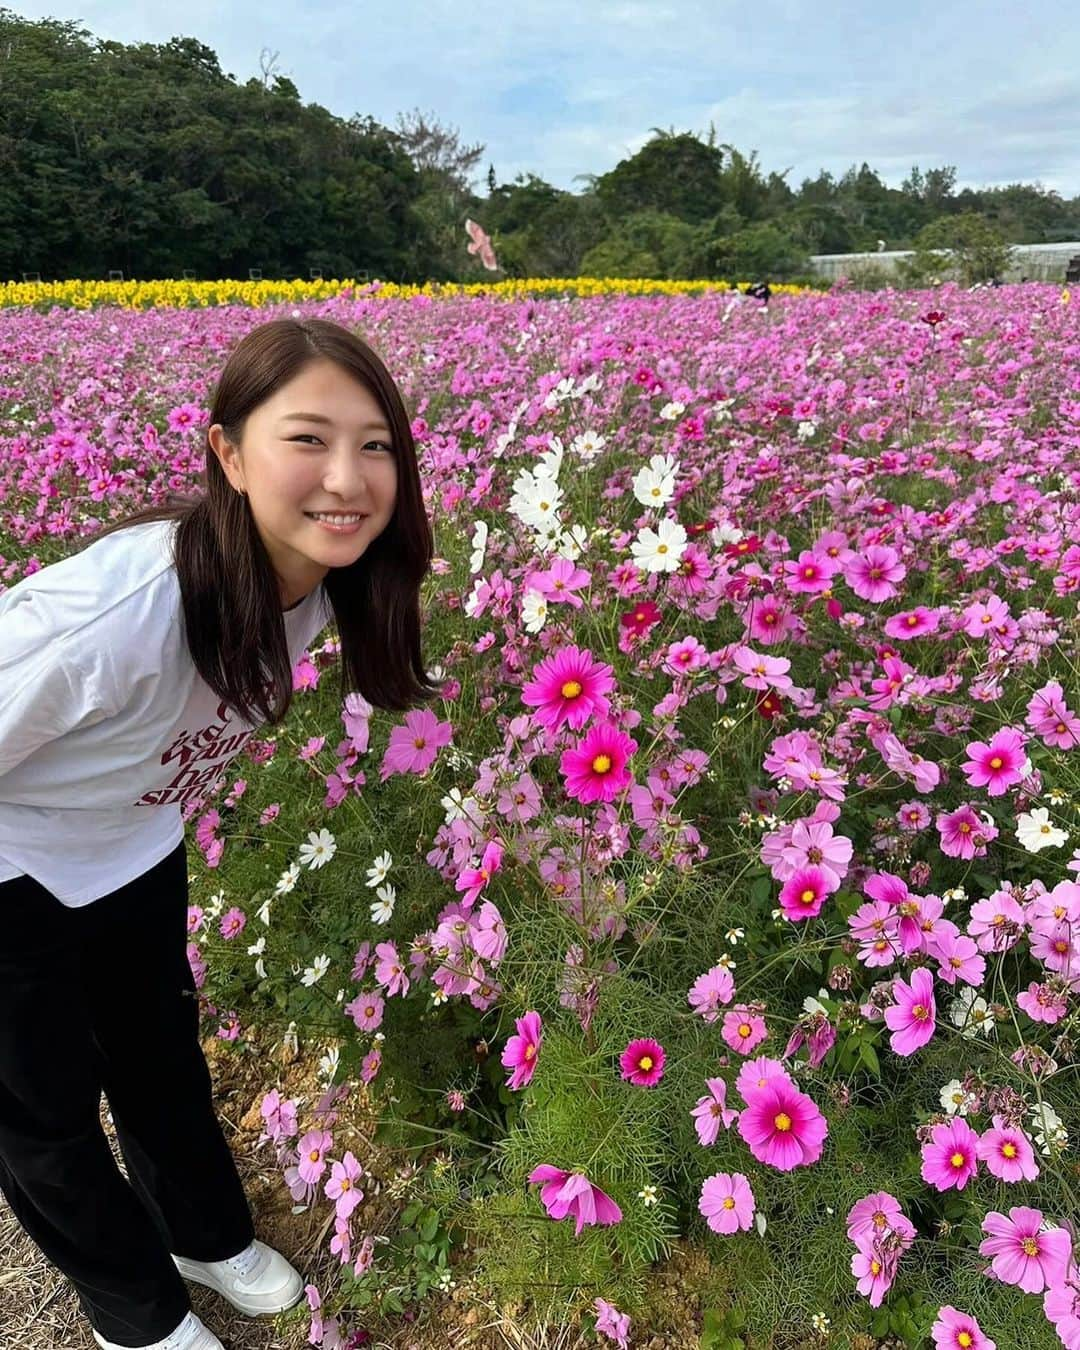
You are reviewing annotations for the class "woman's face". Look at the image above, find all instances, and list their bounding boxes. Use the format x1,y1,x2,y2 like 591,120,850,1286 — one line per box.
208,358,399,607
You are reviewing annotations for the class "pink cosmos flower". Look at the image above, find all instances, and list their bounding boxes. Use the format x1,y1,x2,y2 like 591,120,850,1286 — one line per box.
619,1037,666,1087
1017,980,1069,1024
851,1238,899,1307
524,556,590,608
455,839,504,909
527,1165,622,1236
930,1306,995,1350
844,544,906,602
777,819,852,888
691,1078,740,1144
961,727,1028,796
737,1077,828,1171
733,645,795,692
735,1055,792,1100
593,1297,631,1350
219,906,246,940
976,1116,1039,1182
324,1150,363,1220
932,930,986,987
846,1192,916,1248
722,1007,768,1055
521,645,615,731
1043,1261,1080,1350
559,722,637,804
884,606,940,640
699,1171,756,1234
1026,680,1080,749
967,890,1027,952
664,635,710,676
343,990,384,1032
936,804,998,859
778,865,832,920
920,1118,979,1192
687,964,736,1021
297,1129,334,1184
978,1207,1072,1293
884,966,937,1055
373,941,410,997
379,708,453,781
502,1010,543,1090
259,1089,298,1144
962,593,1011,638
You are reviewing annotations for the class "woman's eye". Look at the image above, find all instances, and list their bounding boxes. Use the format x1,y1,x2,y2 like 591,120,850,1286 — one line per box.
289,436,392,452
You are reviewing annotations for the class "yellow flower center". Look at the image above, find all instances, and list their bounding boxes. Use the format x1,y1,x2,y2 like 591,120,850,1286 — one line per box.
561,680,582,698
870,1259,881,1275
524,1044,536,1060
800,888,816,905
774,1112,792,1132
739,1023,752,1038
912,1004,928,1020
722,1196,735,1209
592,754,612,774
1022,1236,1040,1257
989,755,1003,769
950,1152,965,1168
639,1055,653,1071
309,1150,321,1162
958,1334,973,1349
1002,1142,1017,1158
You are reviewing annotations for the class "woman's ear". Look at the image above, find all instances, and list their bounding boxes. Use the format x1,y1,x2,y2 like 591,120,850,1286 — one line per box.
208,424,246,494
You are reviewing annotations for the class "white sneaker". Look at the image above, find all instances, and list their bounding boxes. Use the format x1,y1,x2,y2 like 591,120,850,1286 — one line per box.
172,1239,304,1316
92,1309,224,1350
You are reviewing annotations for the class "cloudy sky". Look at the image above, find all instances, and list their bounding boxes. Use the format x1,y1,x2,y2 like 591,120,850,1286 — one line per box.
17,0,1080,197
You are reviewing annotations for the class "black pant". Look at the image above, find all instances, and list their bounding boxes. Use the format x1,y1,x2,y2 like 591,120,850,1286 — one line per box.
0,842,255,1347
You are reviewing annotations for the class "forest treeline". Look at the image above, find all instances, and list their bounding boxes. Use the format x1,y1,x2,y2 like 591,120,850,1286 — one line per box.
3,8,1079,283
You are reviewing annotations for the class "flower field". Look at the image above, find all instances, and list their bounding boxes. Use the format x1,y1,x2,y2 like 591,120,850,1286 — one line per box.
1,278,1079,1349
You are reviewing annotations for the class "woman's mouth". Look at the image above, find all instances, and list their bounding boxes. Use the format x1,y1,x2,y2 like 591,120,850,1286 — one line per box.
305,510,369,534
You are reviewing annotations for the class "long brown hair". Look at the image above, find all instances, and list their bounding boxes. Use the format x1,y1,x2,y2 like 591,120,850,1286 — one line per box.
88,317,439,725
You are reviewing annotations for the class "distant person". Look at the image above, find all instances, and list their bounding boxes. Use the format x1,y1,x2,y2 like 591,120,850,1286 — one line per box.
0,318,437,1350
746,282,772,303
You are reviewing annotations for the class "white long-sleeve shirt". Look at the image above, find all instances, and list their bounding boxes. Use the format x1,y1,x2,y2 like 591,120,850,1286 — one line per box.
0,519,330,906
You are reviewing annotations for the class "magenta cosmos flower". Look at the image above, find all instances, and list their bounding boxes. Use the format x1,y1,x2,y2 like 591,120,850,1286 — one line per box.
501,1010,542,1091
455,838,503,909
920,1117,979,1192
778,864,832,921
936,803,997,859
737,1077,828,1171
961,727,1028,796
559,722,637,804
979,1207,1072,1293
699,1171,756,1234
884,966,937,1056
851,1238,899,1308
520,644,616,732
976,1115,1039,1183
846,1191,916,1248
527,1165,622,1236
379,708,453,780
619,1037,665,1087
931,1306,995,1350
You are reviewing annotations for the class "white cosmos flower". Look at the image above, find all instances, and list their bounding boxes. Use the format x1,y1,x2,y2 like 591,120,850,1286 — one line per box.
247,934,266,957
658,400,685,421
710,521,744,546
298,829,336,871
509,475,563,533
1016,807,1069,853
555,523,588,561
441,788,483,826
521,588,548,633
1030,1101,1068,1156
570,429,606,461
574,372,601,397
274,864,299,896
797,420,818,442
301,954,331,986
256,896,274,926
469,520,488,573
366,851,393,888
318,1045,341,1081
631,517,688,573
940,1078,977,1116
632,463,677,509
370,883,397,925
949,987,994,1039
205,890,225,920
